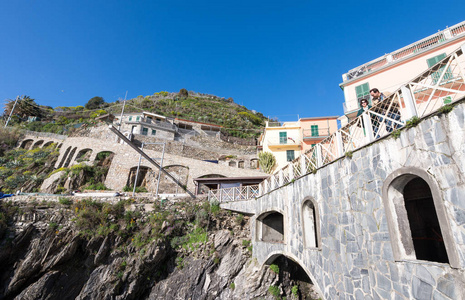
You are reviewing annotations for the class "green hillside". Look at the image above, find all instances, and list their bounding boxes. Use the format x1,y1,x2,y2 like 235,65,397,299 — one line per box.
3,91,269,138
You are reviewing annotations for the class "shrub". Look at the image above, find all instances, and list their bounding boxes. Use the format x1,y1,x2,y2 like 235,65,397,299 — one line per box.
269,264,279,274
258,152,276,174
292,285,299,296
229,282,235,290
268,285,280,298
345,151,353,159
59,197,72,206
391,129,401,139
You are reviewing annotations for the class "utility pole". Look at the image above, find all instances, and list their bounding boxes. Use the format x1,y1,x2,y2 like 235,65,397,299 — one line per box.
4,96,19,128
116,91,128,142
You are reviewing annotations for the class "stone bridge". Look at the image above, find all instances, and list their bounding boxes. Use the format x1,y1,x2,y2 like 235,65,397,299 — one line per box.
221,101,465,299
18,131,264,194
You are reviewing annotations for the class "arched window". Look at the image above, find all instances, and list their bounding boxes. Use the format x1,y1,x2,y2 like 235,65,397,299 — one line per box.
383,168,459,267
257,211,284,243
302,199,320,248
229,161,236,167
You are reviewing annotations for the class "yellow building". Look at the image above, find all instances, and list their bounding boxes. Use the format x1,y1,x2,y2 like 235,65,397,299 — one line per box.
258,121,302,172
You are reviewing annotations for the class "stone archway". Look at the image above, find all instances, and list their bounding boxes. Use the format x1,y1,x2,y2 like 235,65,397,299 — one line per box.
156,165,189,194
263,254,321,299
20,139,34,149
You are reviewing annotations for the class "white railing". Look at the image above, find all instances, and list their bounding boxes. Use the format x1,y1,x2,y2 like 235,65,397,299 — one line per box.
344,21,465,81
208,185,260,203
211,45,465,203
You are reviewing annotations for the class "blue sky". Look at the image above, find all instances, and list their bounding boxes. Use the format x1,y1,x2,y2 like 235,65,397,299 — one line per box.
1,1,464,121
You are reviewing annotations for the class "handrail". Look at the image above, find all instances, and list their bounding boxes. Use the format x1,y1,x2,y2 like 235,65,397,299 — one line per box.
212,45,465,203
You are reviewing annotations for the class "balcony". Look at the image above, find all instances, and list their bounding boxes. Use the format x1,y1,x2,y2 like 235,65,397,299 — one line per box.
267,137,301,147
302,128,331,140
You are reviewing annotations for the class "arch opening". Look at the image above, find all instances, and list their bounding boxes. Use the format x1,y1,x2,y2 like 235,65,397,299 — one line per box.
42,141,54,148
228,161,236,167
250,158,259,169
75,149,93,162
20,139,33,149
57,146,72,168
31,140,44,149
127,166,154,190
63,147,77,168
156,165,189,194
265,255,319,300
383,168,459,267
257,211,284,243
403,177,448,263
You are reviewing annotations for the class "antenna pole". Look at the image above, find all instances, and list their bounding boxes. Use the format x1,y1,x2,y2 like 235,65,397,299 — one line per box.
5,96,20,128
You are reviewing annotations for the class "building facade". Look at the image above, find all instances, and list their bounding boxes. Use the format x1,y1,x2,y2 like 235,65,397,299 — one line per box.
299,116,339,152
259,121,302,172
340,21,465,123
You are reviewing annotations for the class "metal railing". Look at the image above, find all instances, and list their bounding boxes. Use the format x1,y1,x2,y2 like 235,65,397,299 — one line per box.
302,128,331,138
208,185,260,203
212,45,465,203
267,137,301,146
344,21,465,81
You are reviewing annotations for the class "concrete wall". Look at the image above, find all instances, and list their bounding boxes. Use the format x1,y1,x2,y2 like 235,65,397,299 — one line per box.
223,102,465,299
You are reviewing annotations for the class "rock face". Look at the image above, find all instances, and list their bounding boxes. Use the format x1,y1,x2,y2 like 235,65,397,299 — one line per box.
0,198,292,300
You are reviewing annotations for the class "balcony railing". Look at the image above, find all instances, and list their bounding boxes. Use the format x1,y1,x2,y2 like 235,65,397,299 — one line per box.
212,45,465,203
267,137,301,146
302,128,331,139
343,21,465,81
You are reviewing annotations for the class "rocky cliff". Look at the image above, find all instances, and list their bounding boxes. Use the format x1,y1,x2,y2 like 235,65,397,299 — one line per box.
0,196,314,300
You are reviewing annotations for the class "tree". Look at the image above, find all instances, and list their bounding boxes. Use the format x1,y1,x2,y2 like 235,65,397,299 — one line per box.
85,96,105,110
4,95,42,118
179,88,188,98
258,151,276,174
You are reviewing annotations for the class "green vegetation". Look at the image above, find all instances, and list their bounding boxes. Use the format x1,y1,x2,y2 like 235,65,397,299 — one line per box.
391,129,401,139
405,116,420,128
269,264,279,274
345,151,353,159
0,127,22,156
258,151,276,174
4,90,269,139
59,197,73,205
268,285,281,298
0,144,59,193
439,104,453,114
229,282,235,290
291,285,299,296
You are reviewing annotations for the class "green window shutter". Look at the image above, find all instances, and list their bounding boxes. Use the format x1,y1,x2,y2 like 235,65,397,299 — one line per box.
142,127,148,135
279,132,287,144
151,129,156,135
286,150,295,162
427,53,452,84
311,125,319,137
129,116,132,121
136,116,140,121
355,83,370,104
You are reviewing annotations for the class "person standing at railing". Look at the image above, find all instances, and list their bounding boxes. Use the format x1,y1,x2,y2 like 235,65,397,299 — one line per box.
370,88,385,105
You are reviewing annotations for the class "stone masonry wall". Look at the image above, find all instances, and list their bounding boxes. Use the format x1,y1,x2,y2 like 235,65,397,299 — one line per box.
223,102,465,299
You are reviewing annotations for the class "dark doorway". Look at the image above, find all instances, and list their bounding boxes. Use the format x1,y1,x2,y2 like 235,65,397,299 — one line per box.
403,177,448,263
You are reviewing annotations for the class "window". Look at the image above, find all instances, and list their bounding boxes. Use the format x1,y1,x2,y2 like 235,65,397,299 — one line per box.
142,127,148,135
311,125,319,137
151,129,156,136
136,116,140,121
302,199,320,248
355,83,370,106
383,168,460,267
286,150,295,161
129,116,132,121
427,53,453,84
257,211,284,243
279,132,287,144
